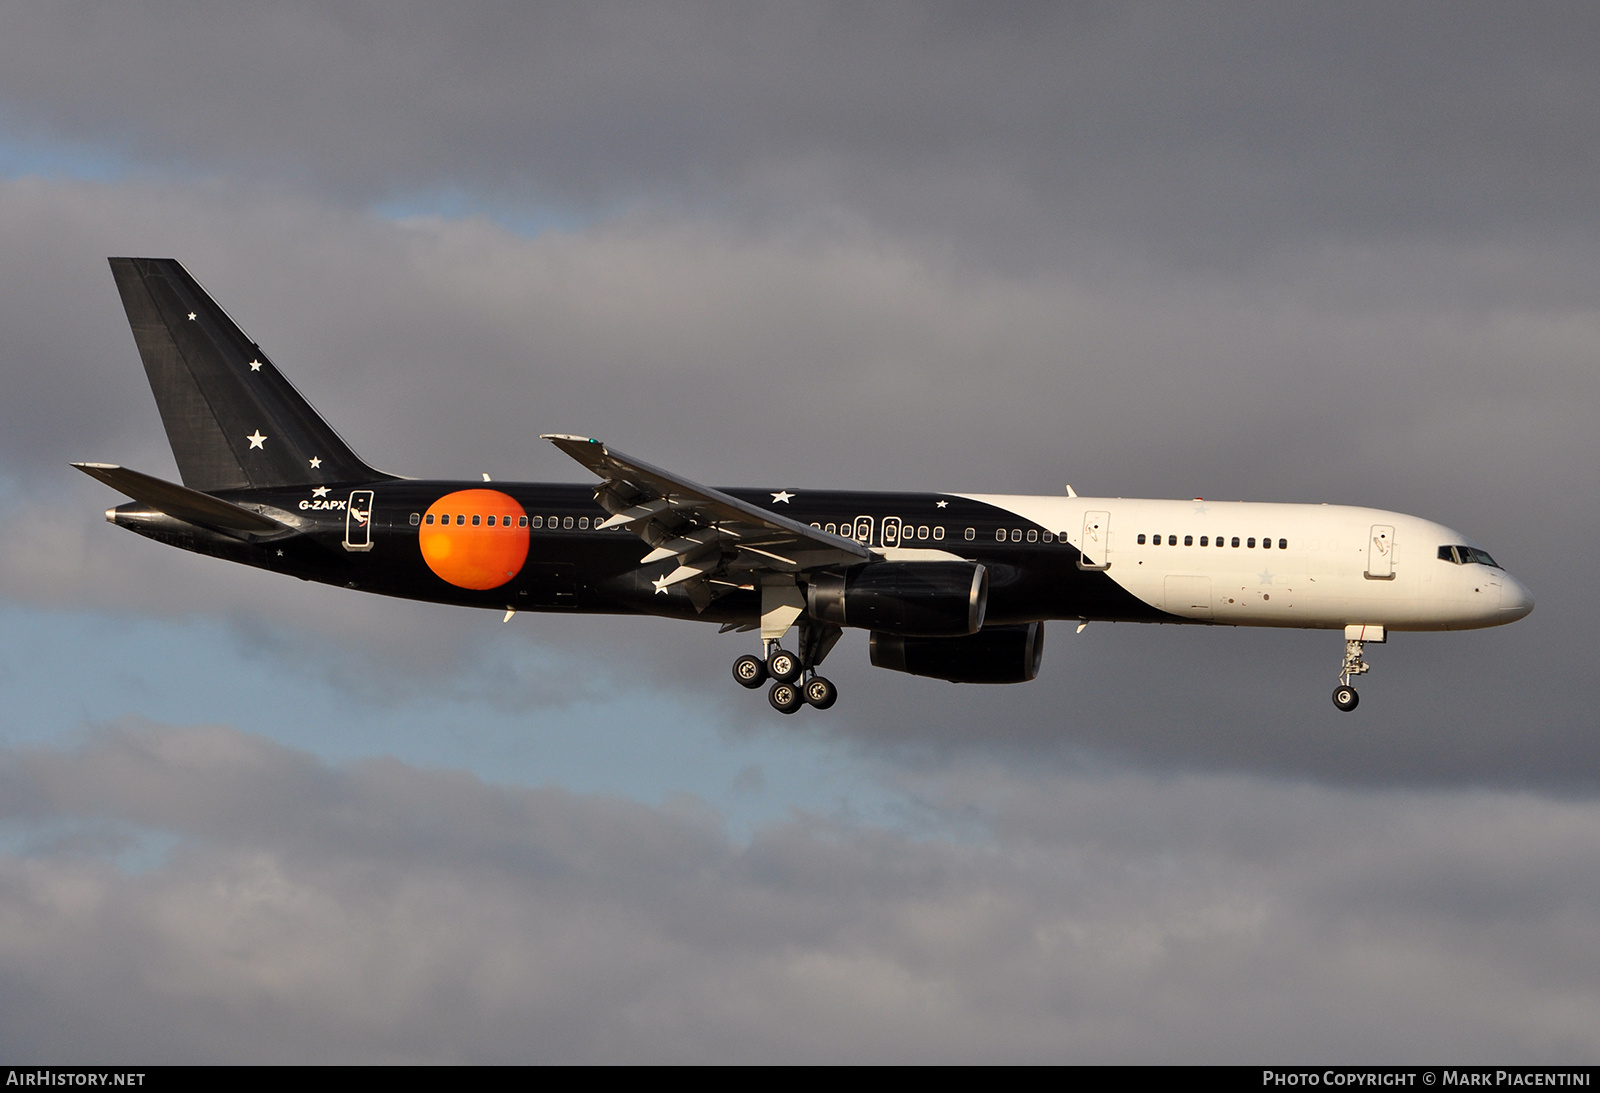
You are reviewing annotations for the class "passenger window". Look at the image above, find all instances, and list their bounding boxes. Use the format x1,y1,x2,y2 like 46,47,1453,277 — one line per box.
811,523,821,529
579,517,590,529
1199,536,1208,546
1247,537,1255,548
934,527,945,541
1278,539,1287,550
996,529,1006,541
919,526,929,540
1026,529,1037,543
1262,536,1270,549
825,523,837,534
472,515,481,526
532,516,542,528
1231,537,1240,547
1184,535,1193,546
1041,531,1052,542
1137,534,1146,545
519,516,528,527
1152,533,1161,545
424,514,434,525
487,515,496,527
966,528,975,540
1166,535,1175,546
456,515,466,526
563,516,573,529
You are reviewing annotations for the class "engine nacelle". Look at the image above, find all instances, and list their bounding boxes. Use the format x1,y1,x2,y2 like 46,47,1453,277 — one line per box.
869,622,1045,684
808,561,987,637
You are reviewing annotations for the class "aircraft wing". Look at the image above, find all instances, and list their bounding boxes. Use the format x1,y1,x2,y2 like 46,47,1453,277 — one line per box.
543,435,870,607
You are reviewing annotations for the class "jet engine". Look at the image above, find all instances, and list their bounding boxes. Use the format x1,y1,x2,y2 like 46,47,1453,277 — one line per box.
807,561,987,637
868,622,1045,684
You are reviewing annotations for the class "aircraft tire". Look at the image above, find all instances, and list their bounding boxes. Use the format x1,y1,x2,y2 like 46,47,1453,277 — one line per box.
1332,685,1359,712
769,680,803,714
767,648,802,683
733,654,768,689
803,676,837,710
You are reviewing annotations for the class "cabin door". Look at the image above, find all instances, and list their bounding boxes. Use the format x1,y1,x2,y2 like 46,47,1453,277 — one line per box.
1366,524,1395,579
1078,511,1111,570
344,490,375,552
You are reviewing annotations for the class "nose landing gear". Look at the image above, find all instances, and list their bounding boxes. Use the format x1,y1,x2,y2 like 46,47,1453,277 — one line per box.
1333,625,1385,712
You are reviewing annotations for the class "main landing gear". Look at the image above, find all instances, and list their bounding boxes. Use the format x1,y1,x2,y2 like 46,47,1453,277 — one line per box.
1332,625,1384,712
731,620,842,715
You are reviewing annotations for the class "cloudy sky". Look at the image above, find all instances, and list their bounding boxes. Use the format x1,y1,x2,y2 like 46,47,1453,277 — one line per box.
0,2,1596,1062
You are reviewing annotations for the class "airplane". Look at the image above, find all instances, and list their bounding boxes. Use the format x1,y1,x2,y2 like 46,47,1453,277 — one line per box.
77,258,1534,714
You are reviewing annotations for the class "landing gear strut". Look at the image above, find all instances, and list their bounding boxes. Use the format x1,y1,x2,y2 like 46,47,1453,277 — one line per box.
1332,625,1384,712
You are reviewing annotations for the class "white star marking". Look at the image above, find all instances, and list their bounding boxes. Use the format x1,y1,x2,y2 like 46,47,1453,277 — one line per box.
1193,503,1209,514
246,430,267,449
652,575,671,594
187,312,196,321
1257,569,1275,585
276,549,284,557
935,500,948,509
311,487,330,498
308,457,321,468
249,360,263,371
771,490,795,503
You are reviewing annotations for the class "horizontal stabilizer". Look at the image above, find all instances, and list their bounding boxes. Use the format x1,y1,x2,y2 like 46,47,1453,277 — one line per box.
72,462,287,533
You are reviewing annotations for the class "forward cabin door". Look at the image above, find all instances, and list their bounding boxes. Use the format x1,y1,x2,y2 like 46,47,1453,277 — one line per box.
1078,511,1111,570
1366,524,1395,580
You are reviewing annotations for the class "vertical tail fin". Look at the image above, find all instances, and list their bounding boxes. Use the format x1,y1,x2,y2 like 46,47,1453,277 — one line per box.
108,257,389,492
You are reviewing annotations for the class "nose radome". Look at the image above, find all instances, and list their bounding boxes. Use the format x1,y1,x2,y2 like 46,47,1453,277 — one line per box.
1500,576,1535,620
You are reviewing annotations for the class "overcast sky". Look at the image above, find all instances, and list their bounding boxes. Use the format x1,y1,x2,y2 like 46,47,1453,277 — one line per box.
0,2,1596,1062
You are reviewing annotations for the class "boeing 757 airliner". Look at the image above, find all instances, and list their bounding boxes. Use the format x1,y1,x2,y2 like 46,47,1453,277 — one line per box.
78,259,1533,713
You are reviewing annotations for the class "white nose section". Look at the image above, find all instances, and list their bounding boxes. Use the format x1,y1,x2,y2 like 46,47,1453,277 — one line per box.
1500,576,1535,620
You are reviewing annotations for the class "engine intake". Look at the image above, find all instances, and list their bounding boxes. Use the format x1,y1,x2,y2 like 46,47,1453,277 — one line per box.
869,622,1045,684
808,561,987,636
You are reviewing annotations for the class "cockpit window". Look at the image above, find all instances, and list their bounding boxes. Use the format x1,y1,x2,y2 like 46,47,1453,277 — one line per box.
1438,544,1502,568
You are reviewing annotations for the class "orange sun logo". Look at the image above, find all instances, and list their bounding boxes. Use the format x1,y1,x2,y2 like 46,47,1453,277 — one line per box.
418,489,530,590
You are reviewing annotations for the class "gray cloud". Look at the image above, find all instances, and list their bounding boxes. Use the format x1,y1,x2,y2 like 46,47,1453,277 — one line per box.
1,723,1597,1062
2,4,1598,265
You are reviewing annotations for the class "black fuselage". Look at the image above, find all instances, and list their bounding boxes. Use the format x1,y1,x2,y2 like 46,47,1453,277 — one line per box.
113,480,1164,628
